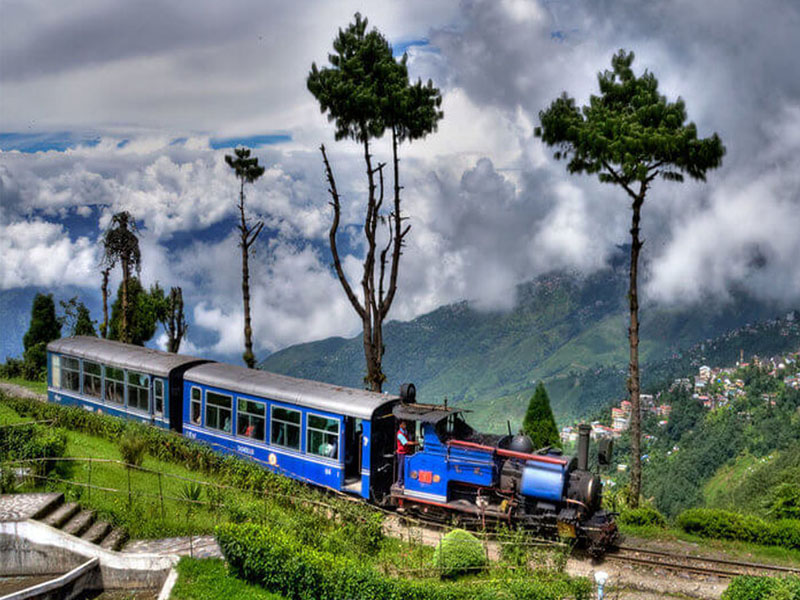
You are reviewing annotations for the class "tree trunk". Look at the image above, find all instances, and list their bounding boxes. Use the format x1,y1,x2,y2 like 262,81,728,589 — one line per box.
628,197,644,508
101,269,110,339
121,257,130,344
239,179,256,369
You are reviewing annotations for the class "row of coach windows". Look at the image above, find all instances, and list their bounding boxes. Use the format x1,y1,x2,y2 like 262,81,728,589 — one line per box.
192,388,338,460
53,355,160,415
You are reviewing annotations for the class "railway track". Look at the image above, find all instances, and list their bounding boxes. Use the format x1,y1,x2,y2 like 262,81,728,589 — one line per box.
606,545,800,579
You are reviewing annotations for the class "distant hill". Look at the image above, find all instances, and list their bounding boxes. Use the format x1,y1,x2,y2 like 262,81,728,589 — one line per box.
260,259,794,431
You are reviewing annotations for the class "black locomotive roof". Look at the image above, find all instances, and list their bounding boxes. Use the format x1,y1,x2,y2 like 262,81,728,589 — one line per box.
392,402,467,424
47,336,207,377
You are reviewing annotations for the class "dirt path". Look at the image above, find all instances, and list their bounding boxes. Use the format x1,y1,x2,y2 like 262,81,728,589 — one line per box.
0,382,46,401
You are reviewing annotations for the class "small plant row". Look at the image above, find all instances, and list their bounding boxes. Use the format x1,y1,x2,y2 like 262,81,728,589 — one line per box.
217,522,591,600
677,508,800,550
722,575,800,600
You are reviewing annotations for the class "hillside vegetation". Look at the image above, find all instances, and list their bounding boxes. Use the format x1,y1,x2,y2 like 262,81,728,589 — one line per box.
261,259,798,430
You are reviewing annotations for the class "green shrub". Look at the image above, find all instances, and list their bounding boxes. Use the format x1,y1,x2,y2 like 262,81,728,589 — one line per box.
677,508,800,550
618,506,667,528
217,522,590,600
768,483,800,520
722,575,800,600
0,422,66,466
118,431,147,467
432,528,487,578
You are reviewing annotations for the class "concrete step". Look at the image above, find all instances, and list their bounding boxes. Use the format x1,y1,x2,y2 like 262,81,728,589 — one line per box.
29,492,65,520
100,527,129,552
43,501,80,529
62,509,95,537
82,520,112,545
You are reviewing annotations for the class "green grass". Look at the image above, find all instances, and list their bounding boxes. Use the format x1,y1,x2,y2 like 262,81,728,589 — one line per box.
0,377,47,395
171,558,285,600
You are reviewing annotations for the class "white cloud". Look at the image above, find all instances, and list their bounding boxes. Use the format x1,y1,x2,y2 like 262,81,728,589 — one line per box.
0,220,98,289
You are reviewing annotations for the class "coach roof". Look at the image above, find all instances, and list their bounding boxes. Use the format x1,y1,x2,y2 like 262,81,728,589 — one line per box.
185,361,399,420
47,336,208,377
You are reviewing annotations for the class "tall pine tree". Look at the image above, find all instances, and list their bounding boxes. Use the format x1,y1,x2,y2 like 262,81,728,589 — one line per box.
535,50,724,506
522,382,560,450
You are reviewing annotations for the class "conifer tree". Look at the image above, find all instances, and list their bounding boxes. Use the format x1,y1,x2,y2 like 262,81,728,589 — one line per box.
23,293,62,376
535,50,725,506
522,382,560,450
225,147,265,369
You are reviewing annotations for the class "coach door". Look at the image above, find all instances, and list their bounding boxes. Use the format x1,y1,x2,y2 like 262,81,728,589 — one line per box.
343,417,363,493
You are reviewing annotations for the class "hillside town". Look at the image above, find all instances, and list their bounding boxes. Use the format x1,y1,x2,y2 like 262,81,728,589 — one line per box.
560,347,800,446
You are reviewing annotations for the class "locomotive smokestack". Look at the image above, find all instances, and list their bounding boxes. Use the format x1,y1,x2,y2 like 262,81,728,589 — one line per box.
577,424,591,471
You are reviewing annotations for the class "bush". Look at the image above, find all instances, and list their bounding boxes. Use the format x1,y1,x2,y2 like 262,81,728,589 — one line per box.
0,423,67,465
618,506,667,528
118,431,147,467
722,575,800,600
432,528,487,578
677,508,800,550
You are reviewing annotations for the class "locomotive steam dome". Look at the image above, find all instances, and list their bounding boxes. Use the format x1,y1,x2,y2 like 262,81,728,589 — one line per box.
509,434,534,454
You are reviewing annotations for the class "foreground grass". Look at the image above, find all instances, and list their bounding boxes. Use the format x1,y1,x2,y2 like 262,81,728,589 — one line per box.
0,377,47,395
171,558,285,600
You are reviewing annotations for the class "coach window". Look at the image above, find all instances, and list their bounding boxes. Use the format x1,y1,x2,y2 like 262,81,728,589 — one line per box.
83,361,102,399
271,406,300,450
128,371,150,413
61,356,81,393
206,391,232,433
105,366,125,405
238,399,266,442
190,387,202,425
307,414,339,460
51,355,61,389
154,379,165,417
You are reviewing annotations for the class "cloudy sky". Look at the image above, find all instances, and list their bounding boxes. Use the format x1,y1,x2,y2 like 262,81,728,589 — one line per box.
2,0,799,361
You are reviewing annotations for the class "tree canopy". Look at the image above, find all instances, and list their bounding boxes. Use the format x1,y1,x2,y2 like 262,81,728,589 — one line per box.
535,50,725,189
60,297,97,337
522,382,560,450
108,277,159,346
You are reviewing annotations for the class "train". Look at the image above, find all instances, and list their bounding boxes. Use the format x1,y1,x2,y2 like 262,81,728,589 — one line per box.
46,336,618,553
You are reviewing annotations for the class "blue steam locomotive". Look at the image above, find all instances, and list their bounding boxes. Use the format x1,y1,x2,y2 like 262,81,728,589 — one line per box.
46,336,617,552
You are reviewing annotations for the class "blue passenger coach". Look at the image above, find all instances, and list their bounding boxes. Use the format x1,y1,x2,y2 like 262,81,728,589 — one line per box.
181,362,399,498
46,337,208,429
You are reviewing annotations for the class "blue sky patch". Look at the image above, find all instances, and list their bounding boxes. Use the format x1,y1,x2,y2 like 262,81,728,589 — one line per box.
0,132,101,153
210,134,291,149
393,38,430,57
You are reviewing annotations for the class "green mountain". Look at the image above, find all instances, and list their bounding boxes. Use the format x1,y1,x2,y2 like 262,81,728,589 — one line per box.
260,263,792,432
